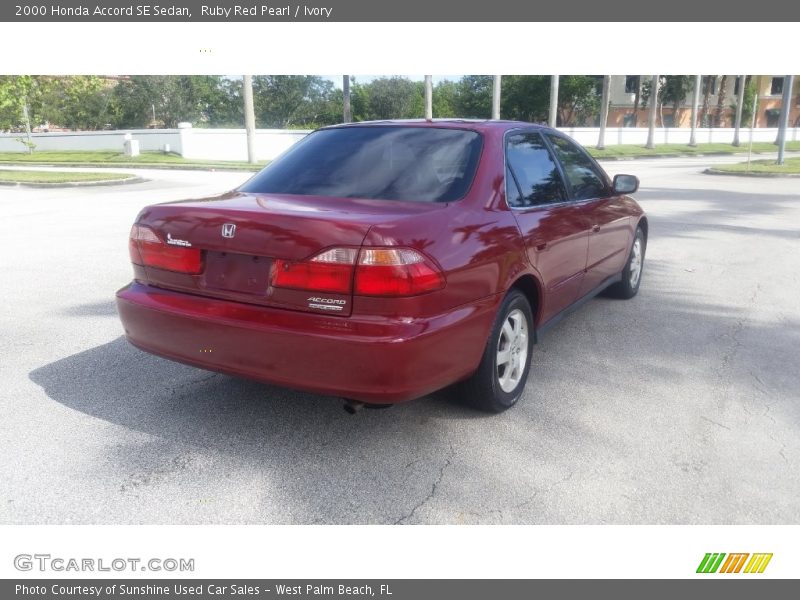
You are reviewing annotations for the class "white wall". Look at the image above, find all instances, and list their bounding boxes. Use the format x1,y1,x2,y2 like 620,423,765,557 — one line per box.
0,129,182,154
0,127,310,161
178,128,309,161
1,126,797,161
560,127,797,147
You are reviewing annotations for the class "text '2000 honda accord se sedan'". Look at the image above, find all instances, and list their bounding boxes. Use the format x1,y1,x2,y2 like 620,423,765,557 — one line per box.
116,120,646,412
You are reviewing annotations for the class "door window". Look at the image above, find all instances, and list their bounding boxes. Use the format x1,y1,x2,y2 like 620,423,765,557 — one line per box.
545,134,609,201
505,131,567,208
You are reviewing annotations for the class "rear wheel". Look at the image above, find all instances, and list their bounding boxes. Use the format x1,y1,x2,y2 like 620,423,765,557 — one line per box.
456,289,534,413
606,226,645,299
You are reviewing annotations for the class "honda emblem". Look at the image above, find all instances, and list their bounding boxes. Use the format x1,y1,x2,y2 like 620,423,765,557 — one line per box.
221,223,236,238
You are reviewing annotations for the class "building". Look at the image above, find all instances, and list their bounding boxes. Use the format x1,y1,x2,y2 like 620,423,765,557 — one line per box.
606,75,800,128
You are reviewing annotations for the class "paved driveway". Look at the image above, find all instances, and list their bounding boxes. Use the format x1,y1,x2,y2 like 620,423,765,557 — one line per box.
1,156,798,524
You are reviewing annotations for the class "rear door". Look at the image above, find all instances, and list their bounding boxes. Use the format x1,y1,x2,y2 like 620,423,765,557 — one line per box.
505,130,589,324
545,133,632,296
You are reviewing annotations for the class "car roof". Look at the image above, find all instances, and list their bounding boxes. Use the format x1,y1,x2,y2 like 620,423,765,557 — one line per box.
321,119,557,134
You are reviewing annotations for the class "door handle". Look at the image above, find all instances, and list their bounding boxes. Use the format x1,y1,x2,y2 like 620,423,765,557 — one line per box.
591,224,601,233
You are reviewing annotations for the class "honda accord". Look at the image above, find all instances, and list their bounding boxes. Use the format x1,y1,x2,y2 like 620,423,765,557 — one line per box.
116,120,646,412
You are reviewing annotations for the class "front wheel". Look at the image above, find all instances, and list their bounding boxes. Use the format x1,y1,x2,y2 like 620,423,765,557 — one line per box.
455,289,534,413
606,226,645,299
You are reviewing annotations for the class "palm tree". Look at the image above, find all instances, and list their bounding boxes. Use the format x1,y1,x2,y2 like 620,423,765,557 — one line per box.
342,75,351,123
689,75,701,146
597,75,610,149
424,75,433,119
631,76,641,127
732,75,746,146
549,75,559,127
699,76,714,127
242,75,256,164
645,75,659,149
492,75,501,119
715,75,728,127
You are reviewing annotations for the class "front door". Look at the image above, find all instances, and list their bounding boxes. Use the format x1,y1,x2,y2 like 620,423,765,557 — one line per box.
545,133,631,296
505,130,589,324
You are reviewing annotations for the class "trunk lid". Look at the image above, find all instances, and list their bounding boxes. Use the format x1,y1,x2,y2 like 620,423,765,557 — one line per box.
134,191,445,316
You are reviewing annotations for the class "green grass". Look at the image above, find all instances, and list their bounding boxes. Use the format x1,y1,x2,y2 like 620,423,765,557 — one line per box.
0,151,267,171
0,170,136,184
709,157,800,175
1,143,797,169
588,141,800,159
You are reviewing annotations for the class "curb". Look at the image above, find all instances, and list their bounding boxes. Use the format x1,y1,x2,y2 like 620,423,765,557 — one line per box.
0,176,148,188
704,168,800,178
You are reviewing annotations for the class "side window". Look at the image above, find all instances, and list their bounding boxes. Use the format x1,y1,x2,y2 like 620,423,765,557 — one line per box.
546,134,609,201
505,131,566,208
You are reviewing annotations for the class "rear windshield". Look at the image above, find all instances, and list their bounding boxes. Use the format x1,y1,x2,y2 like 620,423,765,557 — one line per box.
239,126,483,202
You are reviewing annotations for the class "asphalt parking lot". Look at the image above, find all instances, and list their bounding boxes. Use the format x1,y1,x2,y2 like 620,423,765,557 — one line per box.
1,155,798,524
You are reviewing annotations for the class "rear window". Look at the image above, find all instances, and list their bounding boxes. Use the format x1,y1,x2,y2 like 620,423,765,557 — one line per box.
239,126,483,203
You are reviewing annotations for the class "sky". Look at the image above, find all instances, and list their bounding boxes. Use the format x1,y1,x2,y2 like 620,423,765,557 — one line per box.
324,75,462,88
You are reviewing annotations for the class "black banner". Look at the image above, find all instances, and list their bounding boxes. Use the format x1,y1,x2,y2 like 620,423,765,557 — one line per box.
4,580,800,600
3,0,800,22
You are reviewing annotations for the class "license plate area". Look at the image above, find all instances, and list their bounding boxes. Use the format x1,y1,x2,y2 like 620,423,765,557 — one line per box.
202,251,272,295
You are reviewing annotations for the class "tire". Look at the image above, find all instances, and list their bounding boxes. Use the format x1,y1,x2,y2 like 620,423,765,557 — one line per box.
455,289,534,413
606,226,645,299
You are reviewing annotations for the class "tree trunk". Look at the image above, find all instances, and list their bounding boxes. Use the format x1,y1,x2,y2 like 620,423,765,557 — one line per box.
732,75,746,146
631,76,640,127
424,75,433,119
715,75,728,127
597,75,610,149
646,75,659,149
342,75,351,123
689,74,701,146
22,102,34,154
492,75,501,120
549,75,559,127
632,75,642,127
242,75,256,164
699,76,713,127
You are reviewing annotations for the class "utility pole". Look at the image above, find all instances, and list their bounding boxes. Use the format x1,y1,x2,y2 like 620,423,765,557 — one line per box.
689,74,701,147
492,75,502,120
343,75,351,123
732,75,746,146
549,75,559,127
243,75,257,164
424,75,433,120
646,75,659,149
597,75,610,149
777,75,795,166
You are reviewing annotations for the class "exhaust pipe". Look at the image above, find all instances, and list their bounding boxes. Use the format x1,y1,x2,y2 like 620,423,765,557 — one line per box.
342,400,392,414
343,399,365,414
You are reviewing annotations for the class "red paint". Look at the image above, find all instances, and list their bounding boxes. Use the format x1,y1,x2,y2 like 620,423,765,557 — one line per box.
117,120,645,403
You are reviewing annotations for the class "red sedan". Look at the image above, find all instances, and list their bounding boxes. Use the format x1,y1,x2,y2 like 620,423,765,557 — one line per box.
117,120,646,412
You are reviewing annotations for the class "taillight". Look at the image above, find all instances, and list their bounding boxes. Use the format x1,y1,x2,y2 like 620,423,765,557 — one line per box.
355,248,445,296
129,224,203,274
271,247,444,297
272,247,357,294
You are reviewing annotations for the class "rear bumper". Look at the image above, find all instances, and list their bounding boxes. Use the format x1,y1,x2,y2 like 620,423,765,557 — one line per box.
116,282,499,403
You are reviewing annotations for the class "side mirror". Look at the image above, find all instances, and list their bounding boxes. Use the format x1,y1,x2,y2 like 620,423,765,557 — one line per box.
613,174,639,195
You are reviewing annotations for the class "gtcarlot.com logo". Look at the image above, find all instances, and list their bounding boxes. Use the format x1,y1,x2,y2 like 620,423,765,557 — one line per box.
14,554,195,573
696,553,772,574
